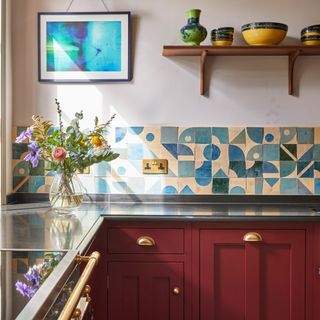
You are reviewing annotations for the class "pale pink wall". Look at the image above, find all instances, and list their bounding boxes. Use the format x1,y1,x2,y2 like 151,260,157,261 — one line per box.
11,0,320,128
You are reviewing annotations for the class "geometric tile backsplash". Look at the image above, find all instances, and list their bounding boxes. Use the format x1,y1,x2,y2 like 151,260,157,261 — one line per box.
12,126,320,195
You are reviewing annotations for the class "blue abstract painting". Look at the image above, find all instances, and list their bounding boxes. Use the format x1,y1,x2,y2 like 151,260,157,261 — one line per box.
46,21,122,72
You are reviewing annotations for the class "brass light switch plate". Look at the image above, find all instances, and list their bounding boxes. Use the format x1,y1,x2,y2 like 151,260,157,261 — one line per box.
143,159,168,174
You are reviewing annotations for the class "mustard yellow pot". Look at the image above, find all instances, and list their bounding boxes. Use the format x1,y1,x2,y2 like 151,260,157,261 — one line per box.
211,40,233,46
241,22,288,46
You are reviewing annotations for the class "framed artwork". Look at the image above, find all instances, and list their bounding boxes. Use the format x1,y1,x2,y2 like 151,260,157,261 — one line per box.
38,12,131,82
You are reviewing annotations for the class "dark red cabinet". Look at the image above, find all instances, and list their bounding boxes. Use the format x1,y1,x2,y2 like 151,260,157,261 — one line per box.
99,220,318,320
108,262,184,320
199,229,306,320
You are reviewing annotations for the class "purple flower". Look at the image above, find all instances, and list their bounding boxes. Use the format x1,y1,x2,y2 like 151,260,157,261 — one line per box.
15,127,34,143
24,141,43,168
15,281,37,298
24,267,41,288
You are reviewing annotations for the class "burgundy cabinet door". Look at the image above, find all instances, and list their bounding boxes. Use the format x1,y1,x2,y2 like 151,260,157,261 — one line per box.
108,262,184,320
200,229,305,320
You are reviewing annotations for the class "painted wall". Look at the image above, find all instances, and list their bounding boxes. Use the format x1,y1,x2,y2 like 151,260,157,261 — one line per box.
11,0,320,129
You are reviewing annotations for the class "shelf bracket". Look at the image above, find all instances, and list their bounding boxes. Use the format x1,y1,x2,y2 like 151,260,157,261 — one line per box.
288,49,301,95
200,50,208,95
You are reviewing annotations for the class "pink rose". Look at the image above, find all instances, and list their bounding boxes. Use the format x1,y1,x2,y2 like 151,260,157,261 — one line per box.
52,147,67,162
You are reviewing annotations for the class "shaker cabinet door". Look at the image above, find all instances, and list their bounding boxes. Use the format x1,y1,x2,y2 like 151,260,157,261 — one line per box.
199,229,305,320
108,262,184,320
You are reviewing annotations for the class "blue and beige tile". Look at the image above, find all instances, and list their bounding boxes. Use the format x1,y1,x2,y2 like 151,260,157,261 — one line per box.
194,144,212,161
229,127,246,144
246,178,263,195
212,127,229,144
94,177,110,193
246,161,263,178
262,161,279,178
297,161,314,178
229,161,246,178
246,144,262,161
280,161,297,178
229,144,246,161
297,144,314,161
178,127,195,144
212,160,229,178
178,143,195,161
178,178,196,194
314,128,320,144
160,178,178,194
246,127,264,144
142,127,161,145
108,177,128,194
297,178,314,195
280,128,297,144
314,162,320,178
229,178,246,194
263,178,280,195
263,128,280,144
195,161,212,178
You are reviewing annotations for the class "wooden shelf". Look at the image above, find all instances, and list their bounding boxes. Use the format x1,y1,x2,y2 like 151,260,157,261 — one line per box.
162,45,320,95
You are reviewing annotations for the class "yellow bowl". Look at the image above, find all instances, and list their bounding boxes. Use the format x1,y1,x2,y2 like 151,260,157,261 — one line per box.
241,22,288,45
211,40,233,46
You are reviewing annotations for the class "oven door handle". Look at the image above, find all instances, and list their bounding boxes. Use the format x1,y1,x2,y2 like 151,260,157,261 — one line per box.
58,251,100,320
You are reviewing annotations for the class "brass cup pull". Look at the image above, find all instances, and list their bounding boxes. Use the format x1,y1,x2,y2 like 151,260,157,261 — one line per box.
172,287,180,295
243,232,263,242
137,236,156,246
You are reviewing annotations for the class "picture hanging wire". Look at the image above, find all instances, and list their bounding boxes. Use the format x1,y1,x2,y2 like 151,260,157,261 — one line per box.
66,0,110,12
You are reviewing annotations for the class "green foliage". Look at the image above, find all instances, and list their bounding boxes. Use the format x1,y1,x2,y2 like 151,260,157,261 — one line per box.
25,100,119,174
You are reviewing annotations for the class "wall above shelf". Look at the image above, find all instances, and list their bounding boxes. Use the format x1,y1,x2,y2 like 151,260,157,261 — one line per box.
162,45,320,96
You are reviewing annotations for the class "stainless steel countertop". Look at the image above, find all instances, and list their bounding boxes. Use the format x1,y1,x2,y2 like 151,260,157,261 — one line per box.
1,202,320,251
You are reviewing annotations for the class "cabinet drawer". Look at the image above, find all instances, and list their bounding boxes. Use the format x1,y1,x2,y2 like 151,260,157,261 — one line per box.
108,228,184,254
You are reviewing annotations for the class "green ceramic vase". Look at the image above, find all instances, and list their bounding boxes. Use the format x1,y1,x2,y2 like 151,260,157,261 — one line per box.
180,9,207,46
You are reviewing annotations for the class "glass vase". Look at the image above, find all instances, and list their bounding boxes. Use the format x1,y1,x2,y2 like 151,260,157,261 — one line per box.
49,171,83,213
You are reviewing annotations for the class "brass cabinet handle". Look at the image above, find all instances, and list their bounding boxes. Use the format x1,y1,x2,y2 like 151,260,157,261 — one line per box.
136,236,156,246
58,252,100,320
172,287,180,295
243,232,263,242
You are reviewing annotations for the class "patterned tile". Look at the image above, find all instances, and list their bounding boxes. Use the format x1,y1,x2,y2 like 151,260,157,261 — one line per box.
280,178,297,195
229,178,246,194
280,161,297,178
314,162,320,178
127,178,145,194
161,178,178,194
246,161,263,178
297,178,314,195
262,161,279,178
313,145,320,160
314,128,320,144
247,178,263,195
280,128,297,144
178,161,195,177
195,127,211,144
263,178,280,195
178,127,195,144
229,161,246,178
297,128,314,144
212,127,229,144
161,127,178,143
263,144,280,161
178,178,196,194
246,144,262,161
297,144,313,161
127,144,144,160
247,127,264,144
194,144,212,161
195,161,212,178
229,128,246,144
297,161,314,178
280,144,297,161
229,145,245,161
263,128,280,144
178,144,195,161
212,160,229,178
212,178,229,194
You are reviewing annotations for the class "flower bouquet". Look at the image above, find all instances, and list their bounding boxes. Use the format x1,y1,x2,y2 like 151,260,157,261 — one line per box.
16,99,119,211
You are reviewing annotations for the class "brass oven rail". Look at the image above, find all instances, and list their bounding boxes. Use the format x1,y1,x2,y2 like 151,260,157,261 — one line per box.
58,251,100,320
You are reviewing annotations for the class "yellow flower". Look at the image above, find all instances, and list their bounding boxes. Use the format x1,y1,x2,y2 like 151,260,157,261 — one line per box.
79,140,85,147
91,136,102,147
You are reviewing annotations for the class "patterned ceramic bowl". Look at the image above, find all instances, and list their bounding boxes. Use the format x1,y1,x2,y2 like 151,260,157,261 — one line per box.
301,35,320,46
241,22,288,45
301,25,320,37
